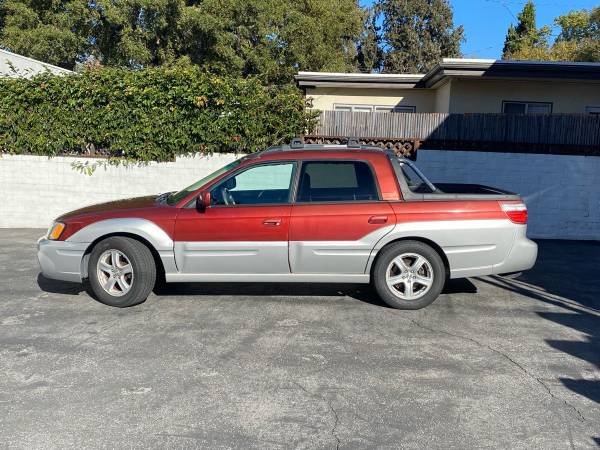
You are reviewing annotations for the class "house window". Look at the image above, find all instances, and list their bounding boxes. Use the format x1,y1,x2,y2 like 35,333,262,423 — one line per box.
375,106,416,113
502,101,552,114
334,104,416,113
586,106,600,115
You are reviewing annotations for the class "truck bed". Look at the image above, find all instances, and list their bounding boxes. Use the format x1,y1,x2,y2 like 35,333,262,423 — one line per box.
393,158,522,201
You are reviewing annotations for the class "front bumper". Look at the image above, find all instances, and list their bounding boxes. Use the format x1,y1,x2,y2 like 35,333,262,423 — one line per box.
37,237,88,283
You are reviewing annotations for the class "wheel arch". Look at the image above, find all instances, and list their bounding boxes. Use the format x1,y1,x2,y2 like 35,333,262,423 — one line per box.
368,236,450,279
80,232,165,280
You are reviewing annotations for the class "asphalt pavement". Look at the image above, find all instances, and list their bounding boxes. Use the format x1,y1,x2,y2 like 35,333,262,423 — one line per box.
1,229,598,449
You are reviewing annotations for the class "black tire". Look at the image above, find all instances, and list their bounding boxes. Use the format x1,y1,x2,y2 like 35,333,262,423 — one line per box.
372,240,446,310
87,236,156,307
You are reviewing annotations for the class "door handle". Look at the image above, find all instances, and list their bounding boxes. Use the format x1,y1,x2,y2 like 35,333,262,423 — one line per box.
263,218,282,227
368,215,388,224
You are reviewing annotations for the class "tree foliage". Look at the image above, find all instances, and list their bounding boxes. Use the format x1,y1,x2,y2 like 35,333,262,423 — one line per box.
0,0,94,69
502,1,550,59
356,8,383,73
503,4,600,63
0,0,363,82
375,0,464,73
0,66,317,161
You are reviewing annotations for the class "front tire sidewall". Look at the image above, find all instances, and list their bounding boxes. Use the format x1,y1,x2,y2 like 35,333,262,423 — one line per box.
373,241,446,310
88,237,156,308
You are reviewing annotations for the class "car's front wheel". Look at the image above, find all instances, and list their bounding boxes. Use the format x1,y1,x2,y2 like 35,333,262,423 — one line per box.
87,236,156,307
372,240,446,310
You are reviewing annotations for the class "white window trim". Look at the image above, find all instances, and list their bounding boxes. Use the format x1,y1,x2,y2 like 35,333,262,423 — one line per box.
334,104,416,113
585,106,600,114
502,100,553,114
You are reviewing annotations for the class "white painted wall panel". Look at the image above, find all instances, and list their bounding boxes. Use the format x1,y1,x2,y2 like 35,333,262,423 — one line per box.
416,150,600,240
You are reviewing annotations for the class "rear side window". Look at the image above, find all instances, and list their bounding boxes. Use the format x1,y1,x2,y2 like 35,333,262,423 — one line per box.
296,161,379,202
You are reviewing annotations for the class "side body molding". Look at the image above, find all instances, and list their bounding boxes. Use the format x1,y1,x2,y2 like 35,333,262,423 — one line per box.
67,218,177,276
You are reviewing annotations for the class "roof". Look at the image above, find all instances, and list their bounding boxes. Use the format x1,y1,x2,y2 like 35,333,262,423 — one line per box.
296,58,600,90
0,49,73,78
295,71,425,89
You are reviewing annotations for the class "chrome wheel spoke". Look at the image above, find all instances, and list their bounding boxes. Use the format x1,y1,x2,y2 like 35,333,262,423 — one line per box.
116,276,130,292
387,275,404,288
415,274,433,287
392,256,410,272
412,256,426,272
104,277,117,292
111,250,120,267
99,261,112,273
405,279,415,298
121,264,133,275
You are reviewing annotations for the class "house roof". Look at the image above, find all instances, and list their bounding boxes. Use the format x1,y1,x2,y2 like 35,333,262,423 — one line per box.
0,49,73,78
295,71,425,89
296,58,600,90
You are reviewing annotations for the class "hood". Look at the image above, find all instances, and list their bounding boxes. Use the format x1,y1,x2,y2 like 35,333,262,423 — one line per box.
57,195,160,221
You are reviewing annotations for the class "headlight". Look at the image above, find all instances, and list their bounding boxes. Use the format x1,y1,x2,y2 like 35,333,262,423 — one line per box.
47,222,66,240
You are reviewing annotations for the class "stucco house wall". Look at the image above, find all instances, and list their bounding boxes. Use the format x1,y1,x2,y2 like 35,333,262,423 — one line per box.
306,86,436,113
447,78,600,114
434,80,452,113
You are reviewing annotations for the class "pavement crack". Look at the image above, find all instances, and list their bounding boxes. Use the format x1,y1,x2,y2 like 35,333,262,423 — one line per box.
328,399,342,450
289,381,342,450
406,318,587,423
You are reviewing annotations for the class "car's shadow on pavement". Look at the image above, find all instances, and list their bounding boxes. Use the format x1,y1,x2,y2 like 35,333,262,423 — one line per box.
37,273,85,296
37,272,477,309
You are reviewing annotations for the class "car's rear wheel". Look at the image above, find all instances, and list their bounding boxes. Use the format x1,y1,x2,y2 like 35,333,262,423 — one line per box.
372,241,446,310
87,236,156,307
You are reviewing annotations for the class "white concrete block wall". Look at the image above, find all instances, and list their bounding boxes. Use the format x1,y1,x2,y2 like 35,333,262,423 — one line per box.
416,150,600,240
0,153,240,228
1,151,598,240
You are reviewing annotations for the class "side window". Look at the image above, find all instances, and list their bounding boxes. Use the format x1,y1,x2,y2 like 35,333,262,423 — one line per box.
210,163,294,206
297,161,379,202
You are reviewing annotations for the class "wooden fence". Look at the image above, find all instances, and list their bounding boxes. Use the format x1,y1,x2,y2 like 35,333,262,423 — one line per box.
310,111,600,155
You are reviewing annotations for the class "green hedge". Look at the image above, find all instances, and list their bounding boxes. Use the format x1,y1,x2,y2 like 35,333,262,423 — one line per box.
0,66,317,162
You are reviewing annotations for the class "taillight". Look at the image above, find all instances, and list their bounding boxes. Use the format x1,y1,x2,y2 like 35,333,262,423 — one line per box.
500,202,528,224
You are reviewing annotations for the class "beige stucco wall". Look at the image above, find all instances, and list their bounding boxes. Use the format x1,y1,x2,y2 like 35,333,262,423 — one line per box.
447,78,600,113
304,78,600,114
434,80,452,113
305,87,436,113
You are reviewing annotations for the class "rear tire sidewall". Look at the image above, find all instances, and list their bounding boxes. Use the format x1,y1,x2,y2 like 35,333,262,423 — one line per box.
373,241,446,310
87,237,156,308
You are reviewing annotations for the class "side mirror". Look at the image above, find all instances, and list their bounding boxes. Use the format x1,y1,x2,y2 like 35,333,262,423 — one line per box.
196,191,211,213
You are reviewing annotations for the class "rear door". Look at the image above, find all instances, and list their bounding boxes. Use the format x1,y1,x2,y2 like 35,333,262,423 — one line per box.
174,161,296,274
289,160,395,274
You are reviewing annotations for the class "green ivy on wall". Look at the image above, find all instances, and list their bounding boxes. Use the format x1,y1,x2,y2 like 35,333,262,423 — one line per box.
0,66,318,162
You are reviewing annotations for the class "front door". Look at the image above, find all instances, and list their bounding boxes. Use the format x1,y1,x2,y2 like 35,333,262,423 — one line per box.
174,162,296,275
289,160,395,274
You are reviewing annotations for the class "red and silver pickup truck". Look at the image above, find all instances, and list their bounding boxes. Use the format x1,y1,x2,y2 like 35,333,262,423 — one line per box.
38,140,537,309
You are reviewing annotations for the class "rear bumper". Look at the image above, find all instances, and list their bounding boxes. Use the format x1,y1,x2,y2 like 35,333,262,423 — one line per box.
37,237,87,283
492,233,538,275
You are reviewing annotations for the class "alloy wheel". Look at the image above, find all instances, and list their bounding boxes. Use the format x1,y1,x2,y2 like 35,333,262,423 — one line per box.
385,252,434,300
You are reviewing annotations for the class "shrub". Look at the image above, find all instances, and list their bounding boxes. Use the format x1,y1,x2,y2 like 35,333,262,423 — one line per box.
0,66,317,162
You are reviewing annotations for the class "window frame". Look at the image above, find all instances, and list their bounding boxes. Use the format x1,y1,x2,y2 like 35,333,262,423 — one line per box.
208,160,300,208
334,104,416,113
292,159,383,204
585,106,600,115
502,100,553,114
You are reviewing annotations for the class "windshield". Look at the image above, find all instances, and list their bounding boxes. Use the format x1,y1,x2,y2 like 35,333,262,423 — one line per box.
166,159,243,205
